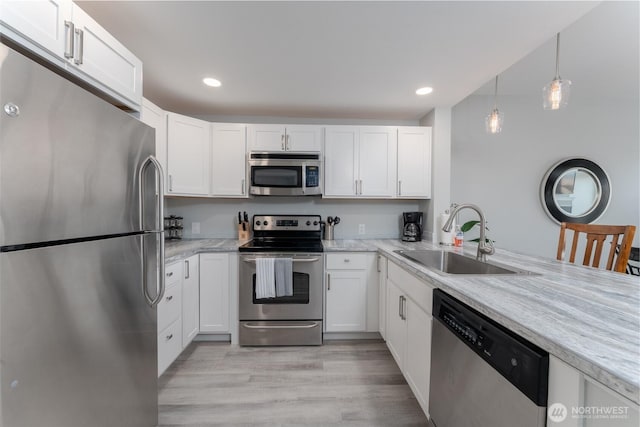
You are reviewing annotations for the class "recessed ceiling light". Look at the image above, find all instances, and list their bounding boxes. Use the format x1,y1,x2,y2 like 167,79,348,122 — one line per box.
415,87,433,95
203,77,221,88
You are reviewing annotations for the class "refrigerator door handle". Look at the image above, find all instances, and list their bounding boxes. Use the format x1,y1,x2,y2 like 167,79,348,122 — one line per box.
138,155,166,307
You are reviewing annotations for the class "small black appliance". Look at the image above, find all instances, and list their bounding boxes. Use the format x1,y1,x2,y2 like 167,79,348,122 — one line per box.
402,211,423,242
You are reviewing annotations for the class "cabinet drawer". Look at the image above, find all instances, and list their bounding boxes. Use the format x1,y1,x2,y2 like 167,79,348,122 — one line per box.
388,261,434,314
165,261,183,286
157,283,182,332
326,253,368,270
158,318,182,376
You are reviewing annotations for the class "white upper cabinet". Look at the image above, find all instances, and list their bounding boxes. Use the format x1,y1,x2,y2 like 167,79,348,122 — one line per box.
397,126,431,198
324,126,397,198
324,127,359,196
167,112,211,196
249,124,322,152
0,1,143,111
211,124,247,197
67,3,143,109
140,98,167,188
0,0,71,64
358,126,397,197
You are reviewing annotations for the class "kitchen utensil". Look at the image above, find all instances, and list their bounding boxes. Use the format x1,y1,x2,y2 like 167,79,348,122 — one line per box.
333,216,340,225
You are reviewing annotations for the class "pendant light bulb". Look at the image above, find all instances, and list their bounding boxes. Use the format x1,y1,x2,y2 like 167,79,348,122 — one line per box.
485,75,503,134
543,33,571,110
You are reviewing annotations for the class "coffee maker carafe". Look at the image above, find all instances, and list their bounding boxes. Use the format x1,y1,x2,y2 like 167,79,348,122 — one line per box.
402,212,423,242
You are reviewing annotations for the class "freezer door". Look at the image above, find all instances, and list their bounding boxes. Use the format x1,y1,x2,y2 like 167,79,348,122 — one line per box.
0,234,158,427
0,43,156,247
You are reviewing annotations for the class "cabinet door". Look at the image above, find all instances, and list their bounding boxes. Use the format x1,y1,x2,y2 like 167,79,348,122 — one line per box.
358,126,397,197
377,255,388,340
0,0,71,64
182,255,199,348
69,3,143,109
199,253,230,333
324,126,358,197
158,318,182,376
325,270,367,332
385,279,406,369
397,127,431,198
211,124,247,197
140,99,167,190
249,124,286,151
405,299,432,416
167,113,211,195
285,125,322,152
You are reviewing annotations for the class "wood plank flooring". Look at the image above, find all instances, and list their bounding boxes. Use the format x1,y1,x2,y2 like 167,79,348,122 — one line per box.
158,340,430,426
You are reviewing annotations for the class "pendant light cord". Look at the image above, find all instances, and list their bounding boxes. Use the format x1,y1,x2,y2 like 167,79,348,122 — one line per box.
555,33,561,79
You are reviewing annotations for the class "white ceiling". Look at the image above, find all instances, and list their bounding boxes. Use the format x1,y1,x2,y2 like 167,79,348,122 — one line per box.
76,1,602,120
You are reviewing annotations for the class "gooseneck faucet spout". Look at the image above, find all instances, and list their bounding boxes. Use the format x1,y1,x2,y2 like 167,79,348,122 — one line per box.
442,203,495,262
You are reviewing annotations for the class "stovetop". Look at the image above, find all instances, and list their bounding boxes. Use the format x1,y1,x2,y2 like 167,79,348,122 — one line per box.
238,214,324,253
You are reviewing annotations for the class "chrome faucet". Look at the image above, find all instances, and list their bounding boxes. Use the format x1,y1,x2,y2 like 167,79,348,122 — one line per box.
442,203,495,261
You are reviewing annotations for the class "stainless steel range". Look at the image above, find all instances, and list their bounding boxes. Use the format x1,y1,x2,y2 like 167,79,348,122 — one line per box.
238,215,323,346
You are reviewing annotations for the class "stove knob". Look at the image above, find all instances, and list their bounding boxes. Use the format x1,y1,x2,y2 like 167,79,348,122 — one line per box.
306,221,311,226
263,221,269,226
255,221,261,226
313,221,318,226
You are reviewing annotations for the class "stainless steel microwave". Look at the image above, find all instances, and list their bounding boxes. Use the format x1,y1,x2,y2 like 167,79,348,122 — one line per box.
248,152,322,196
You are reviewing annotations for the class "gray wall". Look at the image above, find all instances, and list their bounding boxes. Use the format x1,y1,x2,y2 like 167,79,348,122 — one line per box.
167,197,421,240
450,94,639,258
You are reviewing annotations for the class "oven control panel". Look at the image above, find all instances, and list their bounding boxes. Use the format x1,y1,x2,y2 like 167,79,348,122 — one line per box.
253,215,322,232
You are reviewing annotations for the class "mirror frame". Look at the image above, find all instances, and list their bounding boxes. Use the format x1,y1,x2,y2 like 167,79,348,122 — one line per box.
540,158,611,224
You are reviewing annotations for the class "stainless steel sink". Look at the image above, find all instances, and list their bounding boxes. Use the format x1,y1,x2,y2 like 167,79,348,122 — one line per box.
394,250,536,276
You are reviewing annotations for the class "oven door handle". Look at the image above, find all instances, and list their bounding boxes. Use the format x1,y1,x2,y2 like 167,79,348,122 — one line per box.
242,322,319,329
241,257,321,263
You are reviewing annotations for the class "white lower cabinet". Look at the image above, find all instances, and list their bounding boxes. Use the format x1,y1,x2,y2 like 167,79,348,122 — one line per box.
548,355,640,427
384,261,434,418
377,254,388,340
325,253,377,333
157,261,183,376
199,253,231,333
182,255,199,347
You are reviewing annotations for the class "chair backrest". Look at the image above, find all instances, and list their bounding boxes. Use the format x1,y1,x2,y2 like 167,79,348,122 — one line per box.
556,223,636,273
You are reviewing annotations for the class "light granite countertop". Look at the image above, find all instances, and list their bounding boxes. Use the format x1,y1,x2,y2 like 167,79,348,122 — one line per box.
164,238,640,404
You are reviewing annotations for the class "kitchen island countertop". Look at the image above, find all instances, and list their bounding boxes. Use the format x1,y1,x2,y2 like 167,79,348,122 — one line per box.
164,237,640,404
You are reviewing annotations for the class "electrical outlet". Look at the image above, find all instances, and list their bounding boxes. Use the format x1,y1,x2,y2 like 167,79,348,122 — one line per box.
192,222,200,234
358,224,366,235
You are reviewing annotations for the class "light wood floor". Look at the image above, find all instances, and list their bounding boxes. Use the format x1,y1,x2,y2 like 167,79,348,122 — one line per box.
158,340,431,426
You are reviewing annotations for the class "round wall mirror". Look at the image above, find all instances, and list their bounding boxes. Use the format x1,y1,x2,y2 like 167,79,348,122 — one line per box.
541,158,611,224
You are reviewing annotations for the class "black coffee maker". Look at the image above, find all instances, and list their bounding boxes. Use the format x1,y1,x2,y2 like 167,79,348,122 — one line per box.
402,212,423,242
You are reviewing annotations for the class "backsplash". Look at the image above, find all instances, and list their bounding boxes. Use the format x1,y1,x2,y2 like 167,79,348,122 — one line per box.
166,197,421,240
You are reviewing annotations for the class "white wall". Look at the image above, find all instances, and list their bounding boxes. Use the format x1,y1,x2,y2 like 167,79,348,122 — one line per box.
450,94,639,258
167,197,420,240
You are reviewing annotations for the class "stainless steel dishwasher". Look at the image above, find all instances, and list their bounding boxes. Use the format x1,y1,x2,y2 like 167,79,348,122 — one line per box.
429,289,549,427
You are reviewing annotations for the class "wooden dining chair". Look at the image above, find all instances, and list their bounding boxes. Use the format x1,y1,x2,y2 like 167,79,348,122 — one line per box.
556,223,636,273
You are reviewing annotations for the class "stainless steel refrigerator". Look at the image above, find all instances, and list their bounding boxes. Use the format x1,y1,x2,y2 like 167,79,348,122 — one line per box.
0,43,165,426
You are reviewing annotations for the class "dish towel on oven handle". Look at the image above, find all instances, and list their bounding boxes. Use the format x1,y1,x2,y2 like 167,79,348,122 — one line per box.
275,258,293,297
256,258,276,299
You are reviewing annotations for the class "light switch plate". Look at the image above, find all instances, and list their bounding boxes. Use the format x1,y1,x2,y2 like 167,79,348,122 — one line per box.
358,224,365,235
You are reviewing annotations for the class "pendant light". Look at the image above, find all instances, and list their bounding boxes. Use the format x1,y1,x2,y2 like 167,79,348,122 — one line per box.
543,33,571,110
485,75,503,134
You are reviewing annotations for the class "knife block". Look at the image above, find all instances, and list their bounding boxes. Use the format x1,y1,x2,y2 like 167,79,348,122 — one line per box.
237,223,250,242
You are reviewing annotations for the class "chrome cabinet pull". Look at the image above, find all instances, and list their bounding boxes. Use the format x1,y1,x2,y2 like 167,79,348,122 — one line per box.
327,273,331,290
64,21,75,59
401,296,407,320
166,271,173,277
377,255,381,273
74,28,84,65
355,180,358,195
360,180,363,195
398,180,402,196
166,334,173,341
343,258,350,263
241,178,245,195
399,296,403,319
286,134,290,150
169,175,173,192
281,134,285,150
166,295,173,301
185,260,190,279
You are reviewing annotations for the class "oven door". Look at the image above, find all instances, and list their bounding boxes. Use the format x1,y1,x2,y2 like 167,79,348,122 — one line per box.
239,253,323,320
